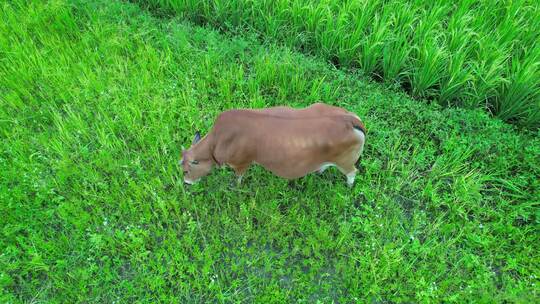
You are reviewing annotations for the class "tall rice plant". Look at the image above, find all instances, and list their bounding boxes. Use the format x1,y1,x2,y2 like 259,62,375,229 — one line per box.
135,0,540,127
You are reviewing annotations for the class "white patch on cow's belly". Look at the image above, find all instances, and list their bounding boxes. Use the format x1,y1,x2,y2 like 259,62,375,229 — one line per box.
317,162,335,173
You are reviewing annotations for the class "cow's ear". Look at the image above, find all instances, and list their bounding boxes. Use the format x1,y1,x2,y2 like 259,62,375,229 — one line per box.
192,131,201,144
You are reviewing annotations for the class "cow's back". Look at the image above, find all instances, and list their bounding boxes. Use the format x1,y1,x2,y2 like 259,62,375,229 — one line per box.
211,107,364,179
255,102,348,117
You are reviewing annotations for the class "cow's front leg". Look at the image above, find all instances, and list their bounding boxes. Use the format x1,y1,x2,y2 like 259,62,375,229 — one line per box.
230,163,250,185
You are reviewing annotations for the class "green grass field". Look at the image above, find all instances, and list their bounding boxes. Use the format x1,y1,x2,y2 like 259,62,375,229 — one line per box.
139,0,540,128
1,0,539,302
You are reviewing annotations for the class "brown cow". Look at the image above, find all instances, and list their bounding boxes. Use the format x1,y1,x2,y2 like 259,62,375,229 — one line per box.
181,103,366,186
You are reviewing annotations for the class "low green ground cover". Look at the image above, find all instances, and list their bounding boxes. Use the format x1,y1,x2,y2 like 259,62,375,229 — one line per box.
1,0,538,302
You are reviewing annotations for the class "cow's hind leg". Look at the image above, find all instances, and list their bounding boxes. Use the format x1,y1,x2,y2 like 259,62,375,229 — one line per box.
339,138,364,187
336,148,362,187
336,164,357,187
346,170,357,187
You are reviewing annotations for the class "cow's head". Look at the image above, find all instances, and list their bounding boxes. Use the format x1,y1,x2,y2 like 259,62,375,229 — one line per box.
180,131,213,184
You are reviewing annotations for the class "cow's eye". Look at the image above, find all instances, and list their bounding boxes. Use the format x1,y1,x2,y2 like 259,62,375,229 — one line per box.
191,160,199,165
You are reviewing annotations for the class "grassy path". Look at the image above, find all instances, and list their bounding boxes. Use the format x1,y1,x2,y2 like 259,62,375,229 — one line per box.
1,0,538,302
